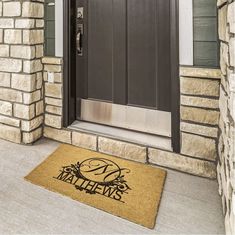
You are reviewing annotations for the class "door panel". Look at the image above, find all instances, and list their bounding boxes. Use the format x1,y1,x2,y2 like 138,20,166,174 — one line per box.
88,0,114,101
127,0,157,108
113,0,127,104
157,0,171,111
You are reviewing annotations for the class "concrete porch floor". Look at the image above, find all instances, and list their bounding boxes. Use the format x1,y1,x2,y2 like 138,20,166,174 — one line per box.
0,138,225,235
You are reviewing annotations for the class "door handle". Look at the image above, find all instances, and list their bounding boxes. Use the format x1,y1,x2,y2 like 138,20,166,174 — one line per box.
77,24,83,55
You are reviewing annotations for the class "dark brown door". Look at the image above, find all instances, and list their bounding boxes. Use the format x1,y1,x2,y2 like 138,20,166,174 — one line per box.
77,0,171,109
75,0,173,136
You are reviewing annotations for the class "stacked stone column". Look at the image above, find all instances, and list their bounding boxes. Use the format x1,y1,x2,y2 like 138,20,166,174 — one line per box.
0,0,44,144
217,0,235,234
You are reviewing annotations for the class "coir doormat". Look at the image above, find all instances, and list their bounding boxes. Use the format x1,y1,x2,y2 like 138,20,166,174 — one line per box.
25,144,166,229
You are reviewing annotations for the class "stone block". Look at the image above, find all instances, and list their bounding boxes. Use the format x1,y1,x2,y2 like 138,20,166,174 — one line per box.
0,58,22,73
53,73,62,83
45,105,62,115
45,83,62,98
15,19,35,29
0,45,9,57
44,127,72,144
181,133,217,161
44,72,62,83
181,106,219,125
23,127,42,144
217,0,228,8
21,116,43,132
36,19,44,28
36,72,43,89
220,42,229,75
180,67,221,79
11,74,36,92
3,2,21,17
72,132,97,151
180,77,220,97
0,115,20,127
36,45,44,58
45,114,62,129
0,123,21,144
0,73,10,87
98,137,147,163
23,90,41,105
22,2,44,18
0,29,3,43
0,100,12,116
14,103,35,120
229,38,235,67
42,57,62,65
0,88,22,103
228,1,235,34
149,148,216,179
4,29,22,44
36,100,44,116
44,64,62,73
181,122,218,138
23,30,44,44
219,86,228,122
45,97,62,107
218,4,229,42
0,18,14,28
23,59,42,73
11,45,35,59
181,95,219,109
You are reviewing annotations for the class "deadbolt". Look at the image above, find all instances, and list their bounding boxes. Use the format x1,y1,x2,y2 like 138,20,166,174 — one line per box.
77,7,84,19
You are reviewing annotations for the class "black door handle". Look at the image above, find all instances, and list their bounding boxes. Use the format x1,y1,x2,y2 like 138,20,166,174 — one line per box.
77,24,83,55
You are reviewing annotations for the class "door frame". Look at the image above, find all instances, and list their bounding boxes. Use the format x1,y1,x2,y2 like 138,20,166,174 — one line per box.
63,0,180,152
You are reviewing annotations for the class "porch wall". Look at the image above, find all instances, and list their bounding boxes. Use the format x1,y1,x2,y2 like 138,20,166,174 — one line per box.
0,0,44,144
217,0,235,234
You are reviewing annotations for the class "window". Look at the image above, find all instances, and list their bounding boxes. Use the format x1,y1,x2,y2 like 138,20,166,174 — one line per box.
45,0,55,56
193,0,219,67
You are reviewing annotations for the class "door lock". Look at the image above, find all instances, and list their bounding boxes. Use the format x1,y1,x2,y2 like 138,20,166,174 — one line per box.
77,7,84,19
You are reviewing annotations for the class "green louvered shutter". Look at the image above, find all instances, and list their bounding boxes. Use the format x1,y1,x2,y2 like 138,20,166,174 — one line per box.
45,0,55,56
193,0,219,67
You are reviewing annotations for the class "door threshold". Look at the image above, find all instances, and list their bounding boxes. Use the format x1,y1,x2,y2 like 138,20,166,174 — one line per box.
69,121,172,151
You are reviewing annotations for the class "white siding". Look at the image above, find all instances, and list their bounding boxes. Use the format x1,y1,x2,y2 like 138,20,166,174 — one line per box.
55,0,63,57
179,0,193,66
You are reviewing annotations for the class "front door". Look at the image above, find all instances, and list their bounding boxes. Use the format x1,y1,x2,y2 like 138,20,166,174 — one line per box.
74,0,174,137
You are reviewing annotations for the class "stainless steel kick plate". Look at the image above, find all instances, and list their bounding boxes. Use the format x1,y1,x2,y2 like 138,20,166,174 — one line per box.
79,99,172,137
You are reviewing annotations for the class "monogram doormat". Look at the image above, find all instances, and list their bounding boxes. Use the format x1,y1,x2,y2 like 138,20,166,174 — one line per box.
25,144,166,229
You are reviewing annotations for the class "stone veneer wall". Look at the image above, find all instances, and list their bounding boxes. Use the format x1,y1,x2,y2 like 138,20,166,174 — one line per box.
42,57,220,179
217,0,235,234
0,0,44,144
